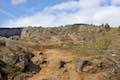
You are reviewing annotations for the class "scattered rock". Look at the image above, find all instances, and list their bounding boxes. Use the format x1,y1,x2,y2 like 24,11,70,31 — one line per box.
59,61,66,69
75,59,92,72
0,39,6,47
39,52,44,55
26,60,41,74
9,36,20,41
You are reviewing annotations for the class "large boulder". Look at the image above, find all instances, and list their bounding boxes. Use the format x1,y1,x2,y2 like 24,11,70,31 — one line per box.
0,51,40,80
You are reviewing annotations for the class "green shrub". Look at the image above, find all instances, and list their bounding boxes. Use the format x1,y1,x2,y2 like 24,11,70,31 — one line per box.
95,35,111,51
104,23,111,31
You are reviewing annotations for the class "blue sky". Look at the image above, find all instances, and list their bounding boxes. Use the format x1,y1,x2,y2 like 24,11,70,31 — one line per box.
0,0,67,24
0,0,120,27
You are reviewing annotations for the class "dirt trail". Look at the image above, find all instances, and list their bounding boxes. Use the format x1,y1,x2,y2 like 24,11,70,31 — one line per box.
27,49,77,80
27,48,105,80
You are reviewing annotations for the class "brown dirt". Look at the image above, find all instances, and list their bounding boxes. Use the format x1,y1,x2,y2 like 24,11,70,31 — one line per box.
27,49,105,80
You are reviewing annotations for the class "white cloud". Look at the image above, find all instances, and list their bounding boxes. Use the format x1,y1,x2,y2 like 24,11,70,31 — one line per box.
112,0,120,5
93,6,120,26
46,1,79,10
1,0,120,27
1,13,55,27
79,0,104,9
11,0,27,5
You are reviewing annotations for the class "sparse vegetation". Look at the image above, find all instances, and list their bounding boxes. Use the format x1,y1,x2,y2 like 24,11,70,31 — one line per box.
0,24,120,80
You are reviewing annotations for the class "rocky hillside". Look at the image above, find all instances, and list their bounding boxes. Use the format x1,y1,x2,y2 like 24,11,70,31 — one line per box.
21,24,120,52
0,24,120,80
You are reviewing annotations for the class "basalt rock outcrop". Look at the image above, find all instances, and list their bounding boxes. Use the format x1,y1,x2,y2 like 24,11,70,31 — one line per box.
0,38,40,80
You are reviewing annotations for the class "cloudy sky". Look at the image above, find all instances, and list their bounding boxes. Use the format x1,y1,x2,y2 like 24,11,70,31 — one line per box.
0,0,120,27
